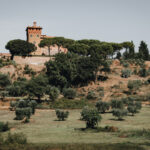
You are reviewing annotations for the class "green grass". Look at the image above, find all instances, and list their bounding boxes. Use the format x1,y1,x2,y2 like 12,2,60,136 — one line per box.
0,106,150,149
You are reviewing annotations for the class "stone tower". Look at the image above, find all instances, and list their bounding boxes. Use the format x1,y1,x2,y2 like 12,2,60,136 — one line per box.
26,22,42,55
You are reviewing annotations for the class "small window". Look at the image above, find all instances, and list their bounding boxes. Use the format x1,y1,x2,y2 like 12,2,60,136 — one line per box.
30,34,32,37
33,41,36,44
37,34,39,37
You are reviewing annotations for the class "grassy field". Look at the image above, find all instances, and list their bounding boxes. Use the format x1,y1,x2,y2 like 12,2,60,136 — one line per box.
0,106,150,149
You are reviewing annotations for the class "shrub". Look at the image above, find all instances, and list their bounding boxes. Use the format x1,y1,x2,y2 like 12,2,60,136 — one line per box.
121,69,132,78
0,122,9,132
127,105,138,116
0,73,11,88
55,109,69,121
112,109,128,120
81,107,102,128
5,132,27,145
95,100,110,113
9,101,17,111
28,100,37,114
139,68,148,77
111,99,124,109
86,91,97,100
127,80,142,93
23,64,36,76
63,88,76,99
48,86,60,102
15,107,32,120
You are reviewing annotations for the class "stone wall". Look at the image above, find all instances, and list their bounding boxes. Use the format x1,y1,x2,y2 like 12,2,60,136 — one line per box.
14,56,51,66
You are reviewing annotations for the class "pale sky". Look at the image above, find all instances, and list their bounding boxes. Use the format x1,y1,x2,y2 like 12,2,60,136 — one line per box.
0,0,150,53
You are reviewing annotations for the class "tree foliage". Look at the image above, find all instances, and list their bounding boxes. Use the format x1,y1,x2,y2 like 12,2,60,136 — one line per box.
81,107,102,128
5,39,36,60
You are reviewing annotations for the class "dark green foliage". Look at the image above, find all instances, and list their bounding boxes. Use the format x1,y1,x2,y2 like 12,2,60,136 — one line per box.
81,107,102,128
5,132,27,145
7,79,27,97
127,80,142,93
15,107,32,120
28,100,37,114
0,122,9,132
138,41,149,60
112,109,128,120
55,109,69,121
121,69,132,78
86,91,97,100
26,74,48,100
111,99,124,109
47,86,60,101
14,99,34,120
127,101,142,116
139,67,148,77
0,73,11,88
63,88,76,99
23,65,36,76
5,39,36,60
116,52,121,59
95,100,110,113
127,105,137,116
67,43,89,55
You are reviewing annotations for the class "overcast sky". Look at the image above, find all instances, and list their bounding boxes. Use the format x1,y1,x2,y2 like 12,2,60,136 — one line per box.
0,0,150,53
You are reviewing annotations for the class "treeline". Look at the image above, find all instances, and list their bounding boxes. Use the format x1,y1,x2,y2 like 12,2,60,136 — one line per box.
2,37,149,101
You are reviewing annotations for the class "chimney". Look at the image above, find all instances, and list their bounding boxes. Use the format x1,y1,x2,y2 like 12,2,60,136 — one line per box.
33,21,37,27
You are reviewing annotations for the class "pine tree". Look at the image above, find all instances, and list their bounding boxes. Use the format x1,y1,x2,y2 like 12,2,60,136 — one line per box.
139,41,149,60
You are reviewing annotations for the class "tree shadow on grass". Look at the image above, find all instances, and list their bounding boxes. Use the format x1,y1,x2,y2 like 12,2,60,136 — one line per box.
109,118,125,121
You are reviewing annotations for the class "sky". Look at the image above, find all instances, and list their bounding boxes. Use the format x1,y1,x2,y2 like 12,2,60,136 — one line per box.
0,0,150,53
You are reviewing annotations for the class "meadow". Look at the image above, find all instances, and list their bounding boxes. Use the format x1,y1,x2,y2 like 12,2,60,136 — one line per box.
0,106,150,149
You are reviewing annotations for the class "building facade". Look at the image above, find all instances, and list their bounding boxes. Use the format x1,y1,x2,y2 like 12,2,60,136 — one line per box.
26,22,67,55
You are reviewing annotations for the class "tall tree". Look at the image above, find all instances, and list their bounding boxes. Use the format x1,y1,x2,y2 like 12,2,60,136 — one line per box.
39,38,53,56
138,41,149,60
5,39,36,60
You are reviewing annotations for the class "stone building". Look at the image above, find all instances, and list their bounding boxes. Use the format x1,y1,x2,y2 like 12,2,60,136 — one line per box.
26,22,67,55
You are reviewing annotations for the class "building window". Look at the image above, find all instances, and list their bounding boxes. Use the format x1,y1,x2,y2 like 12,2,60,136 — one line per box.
33,41,36,44
37,34,39,37
30,34,32,37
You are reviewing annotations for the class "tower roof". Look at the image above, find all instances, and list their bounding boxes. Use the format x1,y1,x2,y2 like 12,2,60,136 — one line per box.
26,22,42,31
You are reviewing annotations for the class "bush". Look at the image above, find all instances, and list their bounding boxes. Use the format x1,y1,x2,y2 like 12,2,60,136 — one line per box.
139,68,148,77
28,100,37,114
81,107,102,128
63,88,76,99
23,65,36,76
15,107,32,120
127,80,142,93
55,110,69,121
95,100,110,113
86,91,97,100
111,99,124,109
121,69,132,78
9,101,17,111
0,122,9,132
127,105,137,116
0,73,11,88
48,86,60,102
5,132,27,145
112,109,128,120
